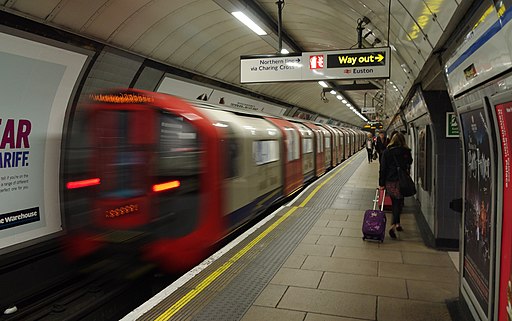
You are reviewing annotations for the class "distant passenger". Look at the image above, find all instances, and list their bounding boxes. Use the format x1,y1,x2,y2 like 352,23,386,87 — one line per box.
363,133,375,163
375,131,389,160
378,132,412,239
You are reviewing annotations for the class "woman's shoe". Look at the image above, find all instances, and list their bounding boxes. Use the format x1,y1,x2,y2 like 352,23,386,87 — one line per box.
389,228,397,239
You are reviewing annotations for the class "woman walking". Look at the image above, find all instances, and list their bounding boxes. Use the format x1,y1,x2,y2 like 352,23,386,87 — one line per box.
378,132,412,238
363,133,375,163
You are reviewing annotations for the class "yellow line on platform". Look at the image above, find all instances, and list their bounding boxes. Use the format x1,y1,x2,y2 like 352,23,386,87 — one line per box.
153,156,356,321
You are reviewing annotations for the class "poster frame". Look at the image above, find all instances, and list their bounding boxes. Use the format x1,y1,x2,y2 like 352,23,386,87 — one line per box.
458,98,498,321
489,89,512,321
0,25,92,255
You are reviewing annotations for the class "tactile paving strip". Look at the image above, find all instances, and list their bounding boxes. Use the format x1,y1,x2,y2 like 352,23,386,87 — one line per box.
140,152,365,321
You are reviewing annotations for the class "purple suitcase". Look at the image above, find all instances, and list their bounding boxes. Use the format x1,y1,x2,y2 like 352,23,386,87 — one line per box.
362,189,387,243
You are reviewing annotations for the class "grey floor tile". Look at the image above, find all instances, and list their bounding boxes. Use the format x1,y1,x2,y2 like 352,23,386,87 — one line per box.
270,267,323,288
331,202,362,210
314,219,329,227
327,220,362,229
407,279,459,302
346,214,365,222
320,213,349,221
278,287,376,320
334,209,363,216
318,235,378,248
302,255,378,276
402,251,456,267
340,228,363,238
301,233,321,244
282,254,307,269
292,243,334,257
305,313,372,321
308,226,342,236
377,297,452,321
332,246,403,263
241,306,306,321
319,272,407,298
253,284,288,307
378,241,439,253
379,262,459,283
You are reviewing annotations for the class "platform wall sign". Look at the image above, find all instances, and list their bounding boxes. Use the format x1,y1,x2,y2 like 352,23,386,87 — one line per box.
240,47,390,83
0,32,87,252
362,107,376,114
446,112,460,137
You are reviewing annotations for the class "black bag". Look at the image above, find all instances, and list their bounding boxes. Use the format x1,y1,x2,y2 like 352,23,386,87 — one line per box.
372,150,378,160
397,167,416,197
392,153,416,197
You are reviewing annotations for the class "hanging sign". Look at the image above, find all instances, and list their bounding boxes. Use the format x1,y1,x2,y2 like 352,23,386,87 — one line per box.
240,47,391,83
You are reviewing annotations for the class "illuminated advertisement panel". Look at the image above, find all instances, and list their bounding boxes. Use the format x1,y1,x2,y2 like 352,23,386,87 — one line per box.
495,101,512,321
460,108,493,317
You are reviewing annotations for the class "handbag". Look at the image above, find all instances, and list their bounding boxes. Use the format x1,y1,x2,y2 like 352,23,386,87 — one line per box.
392,153,416,197
372,150,378,160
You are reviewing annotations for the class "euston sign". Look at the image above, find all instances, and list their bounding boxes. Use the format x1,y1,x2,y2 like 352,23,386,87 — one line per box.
240,47,390,83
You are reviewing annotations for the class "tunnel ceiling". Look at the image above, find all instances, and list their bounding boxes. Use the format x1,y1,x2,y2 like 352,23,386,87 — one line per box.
0,0,465,126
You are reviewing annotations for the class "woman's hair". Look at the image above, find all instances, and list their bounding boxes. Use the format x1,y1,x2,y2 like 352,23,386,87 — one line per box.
387,132,408,148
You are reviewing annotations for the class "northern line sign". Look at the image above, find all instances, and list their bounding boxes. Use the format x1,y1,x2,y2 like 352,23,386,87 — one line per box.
240,47,390,83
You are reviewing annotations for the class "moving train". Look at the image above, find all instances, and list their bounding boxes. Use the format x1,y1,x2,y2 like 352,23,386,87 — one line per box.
63,89,365,271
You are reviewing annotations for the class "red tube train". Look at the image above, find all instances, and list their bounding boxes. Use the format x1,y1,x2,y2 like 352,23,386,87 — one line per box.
63,89,365,271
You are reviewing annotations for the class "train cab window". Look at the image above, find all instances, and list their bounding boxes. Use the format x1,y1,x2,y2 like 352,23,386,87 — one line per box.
157,112,201,176
284,127,300,161
253,140,279,165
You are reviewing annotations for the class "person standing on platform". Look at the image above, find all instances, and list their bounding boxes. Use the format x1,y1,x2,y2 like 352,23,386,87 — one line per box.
363,133,375,163
378,132,412,239
375,131,389,160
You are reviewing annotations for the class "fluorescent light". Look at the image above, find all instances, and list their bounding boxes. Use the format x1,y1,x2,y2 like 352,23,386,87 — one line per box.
346,103,351,107
330,90,336,95
341,99,347,104
281,48,290,54
336,95,343,100
232,12,267,35
318,81,329,88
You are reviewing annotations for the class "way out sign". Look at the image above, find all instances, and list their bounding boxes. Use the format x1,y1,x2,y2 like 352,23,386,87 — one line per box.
446,112,460,137
240,47,390,83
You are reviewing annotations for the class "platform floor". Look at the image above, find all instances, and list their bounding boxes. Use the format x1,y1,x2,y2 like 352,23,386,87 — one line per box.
128,151,459,321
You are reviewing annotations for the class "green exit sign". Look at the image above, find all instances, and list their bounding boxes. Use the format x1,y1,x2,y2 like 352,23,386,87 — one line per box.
446,112,460,138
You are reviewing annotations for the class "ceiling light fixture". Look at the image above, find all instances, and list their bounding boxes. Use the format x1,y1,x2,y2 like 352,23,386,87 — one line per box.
318,81,329,88
280,48,290,54
232,11,267,35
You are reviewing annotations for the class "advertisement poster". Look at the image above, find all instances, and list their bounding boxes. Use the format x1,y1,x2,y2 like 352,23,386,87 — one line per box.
158,77,287,116
495,101,512,321
460,108,493,315
0,32,87,251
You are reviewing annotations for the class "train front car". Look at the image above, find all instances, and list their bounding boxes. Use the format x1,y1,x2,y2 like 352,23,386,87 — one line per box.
64,89,223,271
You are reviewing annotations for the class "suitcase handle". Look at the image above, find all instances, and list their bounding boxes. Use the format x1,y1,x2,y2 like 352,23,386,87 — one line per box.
374,188,386,211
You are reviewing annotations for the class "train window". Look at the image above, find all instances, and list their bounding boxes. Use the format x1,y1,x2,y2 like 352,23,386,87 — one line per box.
325,135,331,148
284,127,300,161
303,138,313,154
253,140,279,165
157,112,201,176
222,124,238,179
